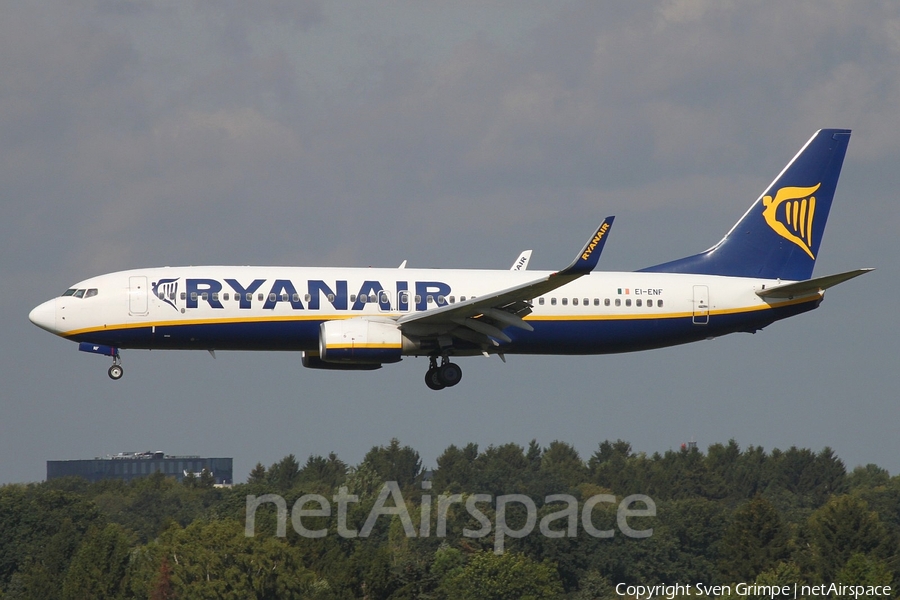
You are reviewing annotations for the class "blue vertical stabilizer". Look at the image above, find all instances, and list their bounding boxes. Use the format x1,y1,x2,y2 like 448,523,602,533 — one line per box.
640,129,851,280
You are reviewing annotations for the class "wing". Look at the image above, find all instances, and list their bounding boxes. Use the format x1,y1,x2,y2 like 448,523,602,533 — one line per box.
397,217,614,347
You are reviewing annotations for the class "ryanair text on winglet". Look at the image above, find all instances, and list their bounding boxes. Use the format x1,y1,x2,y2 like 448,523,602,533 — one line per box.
582,222,611,261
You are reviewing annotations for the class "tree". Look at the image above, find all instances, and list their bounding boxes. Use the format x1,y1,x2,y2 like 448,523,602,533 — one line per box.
802,495,891,581
718,496,789,581
432,443,478,491
298,452,347,490
61,524,132,600
247,462,267,485
438,551,564,599
129,519,329,599
540,441,587,491
267,454,301,491
836,553,893,590
361,439,422,488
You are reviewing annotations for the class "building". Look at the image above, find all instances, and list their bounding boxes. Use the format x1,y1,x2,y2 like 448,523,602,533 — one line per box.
47,451,233,485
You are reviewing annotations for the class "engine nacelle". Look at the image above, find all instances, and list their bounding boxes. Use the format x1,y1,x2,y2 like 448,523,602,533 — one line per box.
319,318,404,365
302,351,382,370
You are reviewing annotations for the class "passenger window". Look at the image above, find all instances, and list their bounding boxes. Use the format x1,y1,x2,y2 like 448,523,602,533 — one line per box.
604,298,610,306
202,292,209,301
212,293,219,302
359,295,366,304
246,293,252,302
304,294,311,302
573,298,579,306
400,292,409,303
615,299,621,307
257,293,264,301
437,295,446,305
350,294,357,302
269,293,276,302
181,292,187,300
584,298,589,306
223,293,229,301
327,293,335,302
658,299,664,307
369,294,377,303
636,299,642,307
539,297,545,305
551,298,557,306
562,298,568,306
380,292,390,304
415,295,422,304
594,298,600,306
292,293,300,302
427,295,434,304
625,299,631,307
449,296,455,304
460,296,466,302
191,292,198,301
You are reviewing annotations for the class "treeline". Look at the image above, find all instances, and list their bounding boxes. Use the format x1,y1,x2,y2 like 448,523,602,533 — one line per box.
0,439,897,599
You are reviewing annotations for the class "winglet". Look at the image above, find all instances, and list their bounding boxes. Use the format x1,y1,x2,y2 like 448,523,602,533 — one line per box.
510,250,532,271
559,217,615,276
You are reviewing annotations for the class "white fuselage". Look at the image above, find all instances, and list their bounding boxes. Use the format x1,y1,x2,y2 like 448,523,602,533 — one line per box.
29,265,819,356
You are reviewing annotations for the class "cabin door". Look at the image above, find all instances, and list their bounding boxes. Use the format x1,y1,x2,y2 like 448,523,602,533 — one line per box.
129,276,149,316
692,285,709,325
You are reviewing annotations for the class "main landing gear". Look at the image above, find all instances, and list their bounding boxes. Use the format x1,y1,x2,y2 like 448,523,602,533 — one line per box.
425,356,462,391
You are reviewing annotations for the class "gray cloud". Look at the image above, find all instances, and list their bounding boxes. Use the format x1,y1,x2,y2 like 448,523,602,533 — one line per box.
3,1,899,483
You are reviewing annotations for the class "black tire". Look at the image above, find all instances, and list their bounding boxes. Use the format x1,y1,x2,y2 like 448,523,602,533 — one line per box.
108,365,124,380
438,362,462,387
425,368,445,390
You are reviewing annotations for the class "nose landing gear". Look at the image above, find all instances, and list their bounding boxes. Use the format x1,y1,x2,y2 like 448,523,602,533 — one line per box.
108,354,123,380
424,356,462,390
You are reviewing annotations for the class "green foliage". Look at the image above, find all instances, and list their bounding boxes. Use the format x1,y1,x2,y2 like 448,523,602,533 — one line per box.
361,438,422,489
61,523,132,600
2,439,897,597
438,551,564,599
718,496,789,581
801,495,892,581
130,519,329,599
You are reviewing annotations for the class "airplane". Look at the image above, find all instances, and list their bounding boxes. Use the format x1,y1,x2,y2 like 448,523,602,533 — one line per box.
29,129,872,390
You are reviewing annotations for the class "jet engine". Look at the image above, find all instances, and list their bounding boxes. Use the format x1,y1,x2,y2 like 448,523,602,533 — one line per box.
318,318,405,365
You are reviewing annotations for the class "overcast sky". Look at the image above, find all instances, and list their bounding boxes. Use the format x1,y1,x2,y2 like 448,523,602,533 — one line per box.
3,1,899,485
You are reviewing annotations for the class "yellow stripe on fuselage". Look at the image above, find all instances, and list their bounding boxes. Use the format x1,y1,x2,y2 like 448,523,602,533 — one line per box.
61,295,817,338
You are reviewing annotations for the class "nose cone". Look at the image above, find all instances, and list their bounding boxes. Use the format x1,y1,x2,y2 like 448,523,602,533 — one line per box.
29,299,58,334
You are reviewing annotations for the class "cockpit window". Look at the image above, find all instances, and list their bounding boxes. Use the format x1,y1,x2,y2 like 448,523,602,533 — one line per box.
62,288,99,299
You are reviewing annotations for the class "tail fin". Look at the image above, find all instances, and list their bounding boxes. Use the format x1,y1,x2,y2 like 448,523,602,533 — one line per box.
640,129,851,280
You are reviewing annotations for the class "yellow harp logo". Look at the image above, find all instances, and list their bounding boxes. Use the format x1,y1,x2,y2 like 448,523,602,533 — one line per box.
762,183,821,260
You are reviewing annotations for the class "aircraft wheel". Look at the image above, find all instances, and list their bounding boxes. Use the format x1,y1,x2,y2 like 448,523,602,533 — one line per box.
108,364,124,380
425,368,445,390
438,362,462,387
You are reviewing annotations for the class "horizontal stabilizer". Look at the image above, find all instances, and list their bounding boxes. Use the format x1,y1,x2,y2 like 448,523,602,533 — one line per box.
756,268,873,298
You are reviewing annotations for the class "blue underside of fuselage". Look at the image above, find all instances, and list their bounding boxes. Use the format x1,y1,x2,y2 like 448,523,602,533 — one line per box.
68,299,820,355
